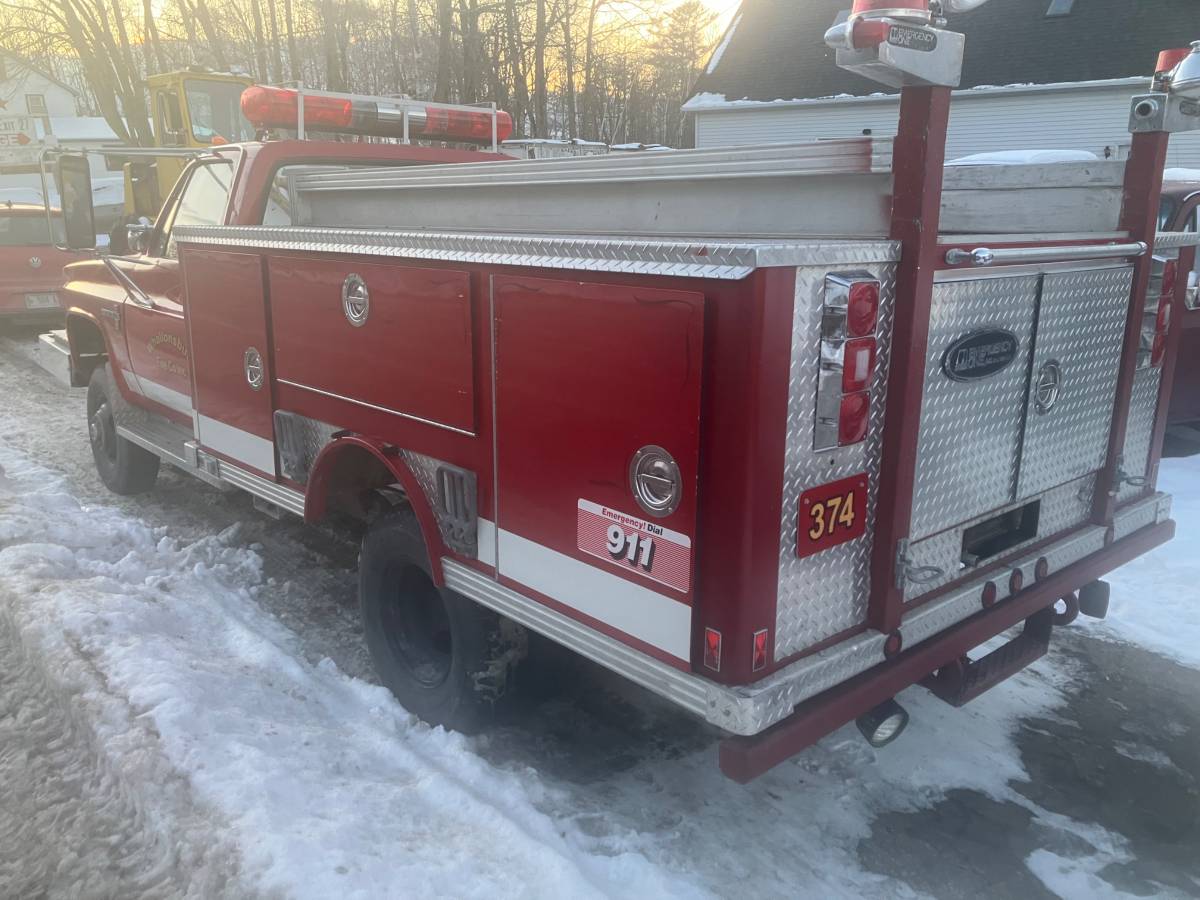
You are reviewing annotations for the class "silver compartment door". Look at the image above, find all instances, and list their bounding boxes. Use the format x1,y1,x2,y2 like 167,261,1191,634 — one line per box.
1016,266,1133,499
910,274,1040,541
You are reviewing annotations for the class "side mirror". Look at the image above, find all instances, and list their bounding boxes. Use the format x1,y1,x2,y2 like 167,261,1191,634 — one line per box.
55,154,96,250
127,219,153,255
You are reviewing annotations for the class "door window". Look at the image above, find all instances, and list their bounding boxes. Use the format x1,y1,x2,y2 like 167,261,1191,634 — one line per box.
156,160,234,258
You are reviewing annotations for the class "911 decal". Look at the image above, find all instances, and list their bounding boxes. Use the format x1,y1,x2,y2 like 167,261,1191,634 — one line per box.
577,499,691,593
797,474,868,559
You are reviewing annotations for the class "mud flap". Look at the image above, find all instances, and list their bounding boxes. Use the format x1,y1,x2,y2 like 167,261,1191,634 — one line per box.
920,606,1053,708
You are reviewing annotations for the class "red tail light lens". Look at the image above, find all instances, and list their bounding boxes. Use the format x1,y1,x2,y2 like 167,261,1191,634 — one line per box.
1161,259,1178,299
841,337,877,393
752,629,768,672
703,628,722,671
1157,297,1172,333
1151,331,1168,367
839,391,870,446
847,281,880,337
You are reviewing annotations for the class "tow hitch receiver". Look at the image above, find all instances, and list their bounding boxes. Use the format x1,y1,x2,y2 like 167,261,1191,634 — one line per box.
921,607,1053,708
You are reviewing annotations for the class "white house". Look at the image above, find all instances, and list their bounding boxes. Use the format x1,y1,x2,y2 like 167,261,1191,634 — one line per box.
0,50,79,119
684,0,1200,167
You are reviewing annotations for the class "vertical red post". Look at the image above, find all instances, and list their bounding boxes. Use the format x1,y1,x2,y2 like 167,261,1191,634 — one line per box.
867,85,952,635
1091,130,1171,525
1146,244,1196,488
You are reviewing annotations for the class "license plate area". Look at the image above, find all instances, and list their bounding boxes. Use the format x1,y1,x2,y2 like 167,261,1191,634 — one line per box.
24,292,59,309
960,499,1040,567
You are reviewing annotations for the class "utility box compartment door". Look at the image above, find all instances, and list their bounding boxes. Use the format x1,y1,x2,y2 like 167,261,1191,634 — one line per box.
184,248,277,476
492,275,704,664
1016,266,1132,498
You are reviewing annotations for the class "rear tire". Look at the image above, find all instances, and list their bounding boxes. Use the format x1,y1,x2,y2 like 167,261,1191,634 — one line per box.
87,365,160,495
359,505,524,732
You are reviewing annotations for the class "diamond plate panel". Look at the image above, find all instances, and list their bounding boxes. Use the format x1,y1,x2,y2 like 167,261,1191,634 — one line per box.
903,473,1095,600
275,411,340,483
400,450,478,558
1117,365,1163,503
910,274,1041,540
1017,266,1132,498
774,259,897,659
175,225,900,282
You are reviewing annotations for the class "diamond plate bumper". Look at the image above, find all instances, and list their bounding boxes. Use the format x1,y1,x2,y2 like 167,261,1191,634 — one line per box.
445,492,1171,746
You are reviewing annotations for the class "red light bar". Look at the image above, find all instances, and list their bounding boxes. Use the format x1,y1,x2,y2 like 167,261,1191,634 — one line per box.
239,85,514,145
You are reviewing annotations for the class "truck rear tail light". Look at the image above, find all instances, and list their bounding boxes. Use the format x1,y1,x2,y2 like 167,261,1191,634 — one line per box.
847,282,880,337
841,338,877,393
752,629,768,672
816,273,881,450
1161,259,1178,299
1151,332,1168,368
1140,255,1177,370
839,392,871,445
703,628,722,671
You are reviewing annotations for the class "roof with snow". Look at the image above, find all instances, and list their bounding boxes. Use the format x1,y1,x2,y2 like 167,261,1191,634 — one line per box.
689,0,1200,107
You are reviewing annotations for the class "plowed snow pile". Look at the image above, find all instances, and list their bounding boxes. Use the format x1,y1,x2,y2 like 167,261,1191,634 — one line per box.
0,447,700,899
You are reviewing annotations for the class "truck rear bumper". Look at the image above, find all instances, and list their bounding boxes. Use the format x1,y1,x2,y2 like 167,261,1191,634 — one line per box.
719,514,1174,782
443,493,1171,760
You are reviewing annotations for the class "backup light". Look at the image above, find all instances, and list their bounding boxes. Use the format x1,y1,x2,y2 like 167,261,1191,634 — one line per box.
841,338,877,393
856,698,910,748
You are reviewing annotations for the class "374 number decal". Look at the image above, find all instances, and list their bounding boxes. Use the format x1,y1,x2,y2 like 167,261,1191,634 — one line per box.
807,491,856,541
796,474,868,559
607,524,655,570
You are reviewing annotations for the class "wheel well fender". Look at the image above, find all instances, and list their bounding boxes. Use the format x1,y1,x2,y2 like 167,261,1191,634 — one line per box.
305,436,447,584
65,312,111,387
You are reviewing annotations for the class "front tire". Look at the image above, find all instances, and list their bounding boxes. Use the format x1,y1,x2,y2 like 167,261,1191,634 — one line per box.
359,506,524,731
87,365,160,495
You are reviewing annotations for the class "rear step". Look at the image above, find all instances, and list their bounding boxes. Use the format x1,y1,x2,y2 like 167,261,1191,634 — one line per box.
920,607,1053,707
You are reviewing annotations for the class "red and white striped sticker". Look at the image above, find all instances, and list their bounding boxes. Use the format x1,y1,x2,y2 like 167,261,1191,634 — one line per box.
576,499,692,594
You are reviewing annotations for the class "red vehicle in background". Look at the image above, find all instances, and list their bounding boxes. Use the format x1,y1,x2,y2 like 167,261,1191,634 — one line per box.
1160,173,1200,454
0,202,73,329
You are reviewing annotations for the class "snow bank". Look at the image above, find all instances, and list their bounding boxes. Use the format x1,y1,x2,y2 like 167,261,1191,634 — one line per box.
0,447,702,899
1163,168,1200,183
1095,457,1200,671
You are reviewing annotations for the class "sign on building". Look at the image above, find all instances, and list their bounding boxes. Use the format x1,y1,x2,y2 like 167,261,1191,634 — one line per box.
0,115,39,166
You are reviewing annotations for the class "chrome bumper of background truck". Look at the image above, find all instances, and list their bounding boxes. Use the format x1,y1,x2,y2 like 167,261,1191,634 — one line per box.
444,491,1171,738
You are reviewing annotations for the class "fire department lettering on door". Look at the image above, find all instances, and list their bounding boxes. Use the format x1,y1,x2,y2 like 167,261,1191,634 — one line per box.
576,499,692,593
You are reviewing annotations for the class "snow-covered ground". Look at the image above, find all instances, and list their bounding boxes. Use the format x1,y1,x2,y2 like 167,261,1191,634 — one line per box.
0,336,1197,898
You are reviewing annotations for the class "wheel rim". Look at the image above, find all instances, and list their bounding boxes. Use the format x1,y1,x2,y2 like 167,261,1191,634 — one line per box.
381,564,453,689
89,401,117,463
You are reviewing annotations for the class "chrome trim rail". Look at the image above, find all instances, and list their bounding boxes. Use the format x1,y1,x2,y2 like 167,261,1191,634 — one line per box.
218,462,306,517
446,493,1168,737
175,225,902,281
1154,231,1200,250
945,241,1148,267
276,378,476,437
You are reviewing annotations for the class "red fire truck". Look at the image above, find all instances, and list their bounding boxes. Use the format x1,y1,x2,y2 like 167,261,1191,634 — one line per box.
0,202,73,329
49,5,1200,782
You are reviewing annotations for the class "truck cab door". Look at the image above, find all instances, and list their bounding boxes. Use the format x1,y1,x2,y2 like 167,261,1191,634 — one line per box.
118,157,235,423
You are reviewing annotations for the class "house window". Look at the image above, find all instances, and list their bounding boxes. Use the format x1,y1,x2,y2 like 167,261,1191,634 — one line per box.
1046,0,1075,15
26,94,47,115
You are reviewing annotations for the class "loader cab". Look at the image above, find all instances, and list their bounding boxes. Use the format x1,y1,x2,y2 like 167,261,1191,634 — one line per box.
124,71,255,222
